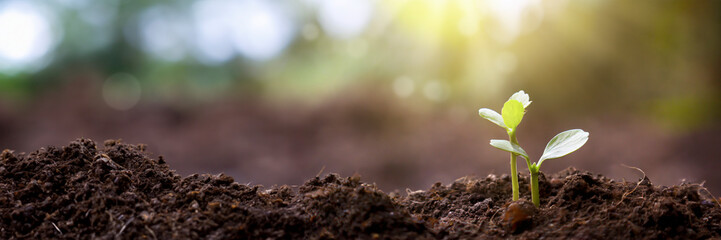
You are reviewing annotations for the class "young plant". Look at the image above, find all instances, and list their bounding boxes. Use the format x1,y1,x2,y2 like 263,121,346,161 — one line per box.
480,91,589,207
478,90,532,201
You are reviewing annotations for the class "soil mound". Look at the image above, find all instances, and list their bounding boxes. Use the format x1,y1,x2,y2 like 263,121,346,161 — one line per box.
1,139,719,239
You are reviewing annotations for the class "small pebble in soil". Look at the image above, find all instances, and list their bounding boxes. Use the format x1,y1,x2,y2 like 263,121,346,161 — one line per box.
503,199,536,233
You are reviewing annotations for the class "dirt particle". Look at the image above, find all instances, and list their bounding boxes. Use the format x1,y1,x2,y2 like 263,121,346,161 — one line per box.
140,211,153,222
187,191,200,199
471,198,493,214
207,201,221,211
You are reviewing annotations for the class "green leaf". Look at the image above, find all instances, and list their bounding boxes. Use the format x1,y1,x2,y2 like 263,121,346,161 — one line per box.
502,100,525,131
489,139,529,160
509,90,532,108
478,108,507,129
538,129,589,167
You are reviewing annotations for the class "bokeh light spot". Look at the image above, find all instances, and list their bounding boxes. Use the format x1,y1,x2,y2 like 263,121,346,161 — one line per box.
318,0,373,39
102,73,142,111
231,0,295,61
137,6,189,62
191,0,237,64
0,1,57,72
393,76,415,98
423,80,448,102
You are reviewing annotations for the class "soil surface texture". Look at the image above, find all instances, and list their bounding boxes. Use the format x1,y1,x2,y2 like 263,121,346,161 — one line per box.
1,139,720,239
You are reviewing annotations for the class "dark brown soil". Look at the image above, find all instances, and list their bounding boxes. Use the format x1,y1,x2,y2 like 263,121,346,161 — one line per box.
2,139,720,239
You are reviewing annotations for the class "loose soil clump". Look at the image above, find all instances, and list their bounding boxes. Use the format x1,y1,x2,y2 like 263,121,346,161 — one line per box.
1,139,720,239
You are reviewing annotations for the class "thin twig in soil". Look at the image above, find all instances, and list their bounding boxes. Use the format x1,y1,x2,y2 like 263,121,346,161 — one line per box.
488,208,500,225
106,210,115,225
316,166,326,178
691,182,721,208
145,225,157,240
51,222,62,235
616,164,646,206
116,217,134,238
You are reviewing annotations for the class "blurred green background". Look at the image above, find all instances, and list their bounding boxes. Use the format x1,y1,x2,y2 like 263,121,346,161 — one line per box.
1,0,720,193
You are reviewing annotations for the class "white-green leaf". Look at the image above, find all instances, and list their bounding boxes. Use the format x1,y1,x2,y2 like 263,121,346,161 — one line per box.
478,108,507,129
509,90,532,108
538,129,589,167
489,139,529,160
502,100,524,131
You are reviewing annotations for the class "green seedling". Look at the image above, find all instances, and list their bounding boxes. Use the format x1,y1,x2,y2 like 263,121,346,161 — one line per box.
478,90,532,201
490,129,589,207
479,91,589,207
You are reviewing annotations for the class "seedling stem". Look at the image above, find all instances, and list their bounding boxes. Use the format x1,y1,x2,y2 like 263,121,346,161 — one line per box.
529,164,540,206
508,130,520,201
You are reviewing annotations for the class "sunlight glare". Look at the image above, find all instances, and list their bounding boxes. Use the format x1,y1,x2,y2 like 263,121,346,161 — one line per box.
486,0,541,43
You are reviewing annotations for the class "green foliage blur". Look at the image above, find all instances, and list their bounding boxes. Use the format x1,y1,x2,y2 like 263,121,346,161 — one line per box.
0,0,719,130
